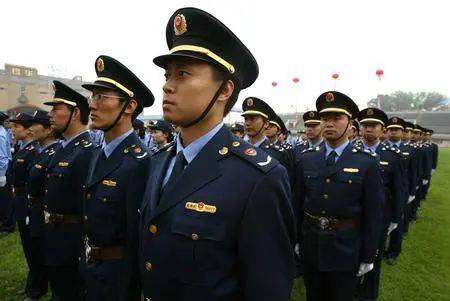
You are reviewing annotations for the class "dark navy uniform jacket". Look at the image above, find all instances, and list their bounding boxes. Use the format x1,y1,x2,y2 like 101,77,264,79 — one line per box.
139,126,295,301
84,132,149,300
43,131,95,266
9,140,39,220
294,143,384,271
28,141,61,237
259,138,294,187
430,142,438,170
373,143,404,225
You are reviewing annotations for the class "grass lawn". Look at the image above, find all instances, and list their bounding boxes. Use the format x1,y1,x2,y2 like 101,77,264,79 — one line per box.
1,149,449,301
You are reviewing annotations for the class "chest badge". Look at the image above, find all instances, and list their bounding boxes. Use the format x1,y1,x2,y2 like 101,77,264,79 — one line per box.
102,179,117,187
185,201,217,214
343,168,359,173
58,162,69,167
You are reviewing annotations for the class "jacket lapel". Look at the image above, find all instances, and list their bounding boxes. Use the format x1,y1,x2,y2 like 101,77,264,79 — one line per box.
145,148,173,213
87,133,136,187
150,126,228,219
325,143,353,176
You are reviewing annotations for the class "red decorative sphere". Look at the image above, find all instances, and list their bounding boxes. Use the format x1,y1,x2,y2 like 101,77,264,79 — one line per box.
332,73,339,79
292,77,300,83
271,81,278,87
376,69,384,77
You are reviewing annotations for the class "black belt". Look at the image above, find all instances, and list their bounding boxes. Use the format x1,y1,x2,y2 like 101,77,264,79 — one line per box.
304,212,359,230
44,211,82,225
85,240,124,263
13,186,27,198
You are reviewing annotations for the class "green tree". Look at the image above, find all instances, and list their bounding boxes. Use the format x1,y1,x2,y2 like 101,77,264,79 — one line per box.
367,91,447,111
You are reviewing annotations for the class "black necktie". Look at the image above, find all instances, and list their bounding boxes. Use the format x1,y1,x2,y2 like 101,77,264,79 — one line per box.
160,150,187,199
326,150,337,166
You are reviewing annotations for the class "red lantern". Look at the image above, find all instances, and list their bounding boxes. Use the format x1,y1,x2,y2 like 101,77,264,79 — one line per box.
332,73,339,79
292,77,300,83
271,81,278,87
376,69,384,78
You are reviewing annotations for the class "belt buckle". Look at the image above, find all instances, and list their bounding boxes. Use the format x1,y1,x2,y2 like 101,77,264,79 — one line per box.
85,239,93,263
44,211,50,224
318,217,330,230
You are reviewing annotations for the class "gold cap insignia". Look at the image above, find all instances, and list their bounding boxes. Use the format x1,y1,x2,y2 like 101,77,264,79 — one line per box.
244,148,257,156
392,117,398,123
134,147,141,154
96,58,105,72
326,93,334,102
247,98,254,107
232,141,240,147
174,14,187,36
309,111,315,118
367,108,374,116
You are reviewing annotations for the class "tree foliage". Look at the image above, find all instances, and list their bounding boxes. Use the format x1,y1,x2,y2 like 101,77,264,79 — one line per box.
367,91,448,111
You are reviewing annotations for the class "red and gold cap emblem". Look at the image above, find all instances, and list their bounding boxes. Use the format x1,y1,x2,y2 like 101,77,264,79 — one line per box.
96,58,105,72
246,98,254,107
367,108,374,116
326,93,334,102
174,14,187,36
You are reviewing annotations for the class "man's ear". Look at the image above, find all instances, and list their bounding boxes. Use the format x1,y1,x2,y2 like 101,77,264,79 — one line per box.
124,99,138,115
216,79,234,103
71,107,80,122
263,119,270,130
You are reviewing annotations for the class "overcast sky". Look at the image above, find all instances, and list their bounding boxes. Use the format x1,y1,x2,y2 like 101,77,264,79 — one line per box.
2,0,449,117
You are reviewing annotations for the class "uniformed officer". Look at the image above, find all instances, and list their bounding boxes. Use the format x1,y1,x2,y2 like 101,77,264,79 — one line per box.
242,97,293,181
421,128,435,198
294,91,383,301
8,113,40,298
229,122,245,139
80,55,153,300
384,117,416,264
0,111,13,234
140,7,295,301
132,118,147,143
148,120,174,155
356,108,404,301
43,80,95,300
349,120,360,143
295,111,324,156
26,110,61,300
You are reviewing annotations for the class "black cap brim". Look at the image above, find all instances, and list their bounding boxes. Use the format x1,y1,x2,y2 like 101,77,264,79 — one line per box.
82,82,122,93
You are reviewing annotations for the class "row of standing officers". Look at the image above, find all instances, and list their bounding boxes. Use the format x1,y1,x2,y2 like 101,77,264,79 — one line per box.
0,6,439,301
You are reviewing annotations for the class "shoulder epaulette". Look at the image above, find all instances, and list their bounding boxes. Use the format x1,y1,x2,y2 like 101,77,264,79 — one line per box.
25,144,35,151
353,145,377,158
229,140,277,174
75,139,93,148
155,141,175,156
124,144,149,160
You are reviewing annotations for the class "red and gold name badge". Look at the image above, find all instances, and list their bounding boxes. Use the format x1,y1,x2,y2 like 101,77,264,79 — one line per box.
326,92,334,102
102,179,117,187
185,202,217,214
174,14,187,35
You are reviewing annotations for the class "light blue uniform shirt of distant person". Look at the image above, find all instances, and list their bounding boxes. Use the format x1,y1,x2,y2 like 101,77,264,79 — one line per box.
362,141,380,154
0,126,12,177
250,136,268,148
162,122,224,187
102,129,134,158
324,140,350,162
61,130,89,148
89,129,104,146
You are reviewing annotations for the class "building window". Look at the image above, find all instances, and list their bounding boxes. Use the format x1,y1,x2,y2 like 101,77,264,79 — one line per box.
12,68,21,76
24,69,34,77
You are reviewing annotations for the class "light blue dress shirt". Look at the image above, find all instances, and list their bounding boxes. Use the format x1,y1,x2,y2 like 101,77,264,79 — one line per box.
251,137,267,148
0,126,12,177
102,129,134,158
362,141,380,154
324,140,350,162
61,130,89,148
162,122,224,186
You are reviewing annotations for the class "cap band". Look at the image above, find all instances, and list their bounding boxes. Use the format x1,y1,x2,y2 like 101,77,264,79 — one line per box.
96,77,134,98
269,120,281,129
241,110,268,119
170,45,235,74
360,118,385,126
304,120,321,125
319,108,352,117
386,125,404,130
52,98,77,107
405,127,413,130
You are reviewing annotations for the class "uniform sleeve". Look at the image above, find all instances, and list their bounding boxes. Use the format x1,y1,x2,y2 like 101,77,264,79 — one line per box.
408,150,418,195
432,145,438,169
122,157,150,300
238,165,296,301
0,136,10,176
292,157,305,243
360,159,384,263
390,156,404,223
